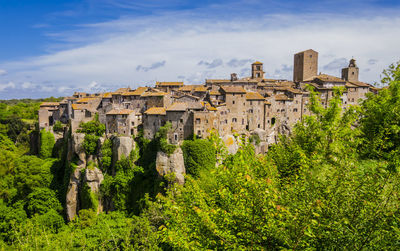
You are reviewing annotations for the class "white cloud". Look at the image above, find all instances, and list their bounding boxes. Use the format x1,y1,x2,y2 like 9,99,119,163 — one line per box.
0,69,7,76
1,10,400,98
22,81,35,89
0,82,16,91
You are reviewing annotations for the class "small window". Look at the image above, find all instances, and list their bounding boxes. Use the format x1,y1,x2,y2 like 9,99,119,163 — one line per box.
293,108,298,112
196,118,201,124
174,134,178,141
233,100,235,104
180,119,183,123
232,118,237,123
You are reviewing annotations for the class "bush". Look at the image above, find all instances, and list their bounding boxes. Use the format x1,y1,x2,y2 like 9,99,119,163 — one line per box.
26,187,62,216
155,122,176,155
182,139,216,176
100,139,112,173
53,121,63,132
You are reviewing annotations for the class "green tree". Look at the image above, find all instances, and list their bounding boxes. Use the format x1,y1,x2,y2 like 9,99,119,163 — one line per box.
26,187,62,216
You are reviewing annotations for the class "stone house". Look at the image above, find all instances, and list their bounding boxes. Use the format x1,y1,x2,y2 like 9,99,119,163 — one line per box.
106,109,140,136
38,102,60,130
143,107,167,139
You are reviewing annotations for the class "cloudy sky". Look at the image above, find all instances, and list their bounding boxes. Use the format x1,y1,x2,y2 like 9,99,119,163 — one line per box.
0,0,399,99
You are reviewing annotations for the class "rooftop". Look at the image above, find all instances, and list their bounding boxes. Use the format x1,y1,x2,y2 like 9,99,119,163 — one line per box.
40,102,60,107
220,86,246,94
144,107,166,115
106,109,135,115
156,82,184,87
246,92,265,100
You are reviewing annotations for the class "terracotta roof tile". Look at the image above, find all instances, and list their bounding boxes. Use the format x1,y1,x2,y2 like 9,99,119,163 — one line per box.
220,86,246,94
275,94,293,101
252,61,263,64
166,102,187,112
102,92,112,98
144,107,166,115
350,81,371,87
71,104,88,110
156,82,184,87
141,91,168,97
178,85,201,92
245,92,265,100
40,102,60,107
194,86,208,92
303,74,345,83
106,109,135,115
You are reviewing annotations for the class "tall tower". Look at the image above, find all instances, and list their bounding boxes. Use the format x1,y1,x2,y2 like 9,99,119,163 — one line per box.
251,61,264,79
341,59,359,82
293,49,318,82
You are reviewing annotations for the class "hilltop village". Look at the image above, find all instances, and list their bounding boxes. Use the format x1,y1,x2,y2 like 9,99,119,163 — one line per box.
38,49,375,153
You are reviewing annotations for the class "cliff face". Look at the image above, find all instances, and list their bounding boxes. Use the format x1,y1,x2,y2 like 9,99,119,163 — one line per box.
156,147,186,185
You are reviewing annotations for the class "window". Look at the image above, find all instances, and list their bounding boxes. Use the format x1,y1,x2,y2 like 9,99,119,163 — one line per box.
180,119,183,123
352,72,355,75
250,101,252,105
271,117,276,125
293,108,298,112
174,133,178,141
132,121,135,126
256,66,261,70
233,100,235,104
256,73,260,78
232,118,237,123
196,118,201,124
242,119,244,125
258,124,260,128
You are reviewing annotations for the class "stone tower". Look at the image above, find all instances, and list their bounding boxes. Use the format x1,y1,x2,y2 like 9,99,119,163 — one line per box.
251,61,264,79
293,49,318,82
341,59,359,82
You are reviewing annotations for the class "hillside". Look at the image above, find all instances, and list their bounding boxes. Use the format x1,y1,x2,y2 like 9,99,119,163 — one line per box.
1,63,400,250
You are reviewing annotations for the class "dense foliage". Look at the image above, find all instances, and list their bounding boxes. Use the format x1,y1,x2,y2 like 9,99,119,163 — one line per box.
182,138,216,176
2,64,400,249
78,114,105,155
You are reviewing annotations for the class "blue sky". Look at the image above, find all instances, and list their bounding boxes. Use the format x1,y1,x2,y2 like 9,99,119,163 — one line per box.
0,0,400,99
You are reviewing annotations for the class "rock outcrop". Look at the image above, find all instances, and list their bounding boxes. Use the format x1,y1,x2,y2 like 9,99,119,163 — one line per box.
222,134,239,155
83,167,104,214
112,136,135,162
156,147,186,184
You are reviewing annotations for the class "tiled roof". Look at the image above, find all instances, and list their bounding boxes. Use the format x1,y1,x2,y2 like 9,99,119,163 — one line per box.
156,82,184,87
178,85,201,92
194,86,208,92
275,94,293,101
303,74,345,83
122,87,148,96
220,86,246,94
252,61,263,64
350,81,371,87
209,90,222,95
102,92,112,98
141,91,168,97
40,102,60,107
77,97,97,103
106,109,135,115
167,102,187,112
205,102,217,111
264,101,271,105
144,107,166,115
71,104,88,110
246,92,265,100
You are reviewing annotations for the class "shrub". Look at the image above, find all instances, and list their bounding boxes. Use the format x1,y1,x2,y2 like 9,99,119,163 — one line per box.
53,121,63,132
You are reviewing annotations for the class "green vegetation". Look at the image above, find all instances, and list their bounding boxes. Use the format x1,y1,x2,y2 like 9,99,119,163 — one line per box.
156,122,177,155
182,138,216,176
39,129,55,158
2,63,400,249
78,114,105,155
53,120,63,132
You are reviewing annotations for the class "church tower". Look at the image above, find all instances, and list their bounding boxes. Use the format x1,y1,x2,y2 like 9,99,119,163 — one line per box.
341,59,359,82
251,61,264,79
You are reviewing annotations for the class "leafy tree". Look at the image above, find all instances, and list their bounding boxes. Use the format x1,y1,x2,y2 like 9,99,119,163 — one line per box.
83,134,99,155
26,187,62,216
359,61,400,162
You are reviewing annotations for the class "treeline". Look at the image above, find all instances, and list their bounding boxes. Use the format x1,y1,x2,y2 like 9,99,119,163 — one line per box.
1,63,400,249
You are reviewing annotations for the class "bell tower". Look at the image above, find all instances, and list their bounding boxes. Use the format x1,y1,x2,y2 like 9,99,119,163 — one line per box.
251,61,264,79
341,59,359,82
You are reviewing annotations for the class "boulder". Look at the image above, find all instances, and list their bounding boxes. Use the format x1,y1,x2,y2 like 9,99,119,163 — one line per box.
156,147,186,185
68,133,86,163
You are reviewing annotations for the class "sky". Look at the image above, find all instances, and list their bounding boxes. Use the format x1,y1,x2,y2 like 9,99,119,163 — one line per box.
0,0,400,99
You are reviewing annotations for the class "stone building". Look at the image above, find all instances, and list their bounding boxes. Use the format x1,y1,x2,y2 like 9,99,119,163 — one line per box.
293,49,318,83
